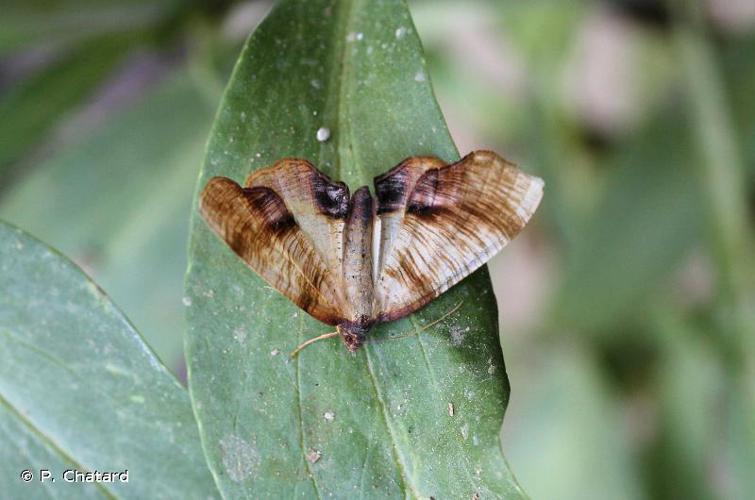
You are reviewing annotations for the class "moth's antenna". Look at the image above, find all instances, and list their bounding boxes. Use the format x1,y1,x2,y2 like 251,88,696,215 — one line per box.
290,331,339,358
377,300,464,343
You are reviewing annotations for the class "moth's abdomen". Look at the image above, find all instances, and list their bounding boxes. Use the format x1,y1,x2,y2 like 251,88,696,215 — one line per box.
342,186,376,324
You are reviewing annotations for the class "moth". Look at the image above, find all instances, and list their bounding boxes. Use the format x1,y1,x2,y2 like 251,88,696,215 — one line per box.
200,150,543,353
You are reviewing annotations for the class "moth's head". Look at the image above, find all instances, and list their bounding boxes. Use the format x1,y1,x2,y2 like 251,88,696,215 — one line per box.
336,319,373,352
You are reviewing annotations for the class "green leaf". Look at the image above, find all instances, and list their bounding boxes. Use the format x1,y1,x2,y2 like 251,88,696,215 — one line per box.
0,400,106,499
0,70,216,369
185,0,525,498
0,221,218,499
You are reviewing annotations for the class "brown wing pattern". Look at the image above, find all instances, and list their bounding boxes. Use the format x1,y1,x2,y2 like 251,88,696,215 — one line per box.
374,150,544,321
200,159,350,326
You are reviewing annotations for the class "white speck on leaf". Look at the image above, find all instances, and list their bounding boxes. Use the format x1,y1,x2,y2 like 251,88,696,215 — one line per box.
448,402,455,416
324,411,335,422
460,423,469,440
105,363,130,378
182,296,192,307
414,71,426,82
395,26,407,39
310,79,322,89
316,127,331,142
270,349,280,356
220,434,259,483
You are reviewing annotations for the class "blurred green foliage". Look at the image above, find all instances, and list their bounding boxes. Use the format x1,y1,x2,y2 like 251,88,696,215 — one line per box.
0,0,753,499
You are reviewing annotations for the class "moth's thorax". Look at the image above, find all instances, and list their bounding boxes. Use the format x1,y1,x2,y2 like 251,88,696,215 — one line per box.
337,319,374,352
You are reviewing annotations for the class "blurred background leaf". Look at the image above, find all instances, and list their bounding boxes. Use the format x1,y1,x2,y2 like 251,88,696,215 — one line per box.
0,0,753,498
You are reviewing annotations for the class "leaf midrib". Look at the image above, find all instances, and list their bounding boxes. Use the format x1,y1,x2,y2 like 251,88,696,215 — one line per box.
0,395,115,499
299,0,419,496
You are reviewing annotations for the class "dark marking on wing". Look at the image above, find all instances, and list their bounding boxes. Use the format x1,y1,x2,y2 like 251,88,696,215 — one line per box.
310,169,350,219
375,163,409,214
244,186,296,234
407,168,440,216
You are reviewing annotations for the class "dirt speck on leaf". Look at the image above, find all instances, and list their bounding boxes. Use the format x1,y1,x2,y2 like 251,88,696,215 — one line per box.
487,357,497,375
220,434,259,483
460,423,469,440
306,449,321,463
233,327,247,344
449,325,469,346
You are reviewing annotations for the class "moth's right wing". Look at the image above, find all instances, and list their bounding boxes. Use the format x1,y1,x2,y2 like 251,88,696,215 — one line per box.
200,159,350,326
373,151,544,322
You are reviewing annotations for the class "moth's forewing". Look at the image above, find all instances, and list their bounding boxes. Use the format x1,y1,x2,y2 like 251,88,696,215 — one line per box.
245,159,350,277
200,160,350,326
373,150,544,322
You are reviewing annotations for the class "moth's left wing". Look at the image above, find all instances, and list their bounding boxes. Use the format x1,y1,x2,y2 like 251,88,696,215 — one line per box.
374,150,544,321
200,159,349,326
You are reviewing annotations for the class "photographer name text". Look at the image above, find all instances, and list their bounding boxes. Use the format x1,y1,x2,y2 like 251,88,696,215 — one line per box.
20,469,129,483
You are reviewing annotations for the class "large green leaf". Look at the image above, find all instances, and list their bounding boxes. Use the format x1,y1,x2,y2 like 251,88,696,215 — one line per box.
0,221,218,499
185,0,525,498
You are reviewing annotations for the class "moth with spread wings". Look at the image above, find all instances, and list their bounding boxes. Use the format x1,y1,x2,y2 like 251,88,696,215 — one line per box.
200,150,544,353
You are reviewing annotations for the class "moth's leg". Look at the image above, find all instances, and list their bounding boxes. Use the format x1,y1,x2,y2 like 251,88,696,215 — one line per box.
376,300,465,342
414,300,464,333
290,331,339,357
